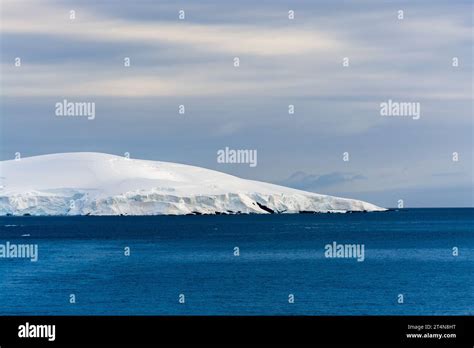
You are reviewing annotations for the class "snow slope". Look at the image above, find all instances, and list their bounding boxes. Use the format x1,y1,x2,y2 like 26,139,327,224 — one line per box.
0,153,386,215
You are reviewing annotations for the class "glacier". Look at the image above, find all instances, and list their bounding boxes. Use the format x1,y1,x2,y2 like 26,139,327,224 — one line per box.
0,152,386,216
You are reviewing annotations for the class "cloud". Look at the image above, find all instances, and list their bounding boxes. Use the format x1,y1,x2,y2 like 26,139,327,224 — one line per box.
1,0,471,101
278,171,367,191
1,1,340,56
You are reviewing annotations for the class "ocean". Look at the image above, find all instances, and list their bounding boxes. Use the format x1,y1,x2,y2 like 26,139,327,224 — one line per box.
0,208,472,315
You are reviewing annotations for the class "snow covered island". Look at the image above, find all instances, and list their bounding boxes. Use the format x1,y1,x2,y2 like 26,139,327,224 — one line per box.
0,153,386,216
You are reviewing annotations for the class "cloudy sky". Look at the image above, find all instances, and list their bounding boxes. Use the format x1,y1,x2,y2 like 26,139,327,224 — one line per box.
0,0,472,207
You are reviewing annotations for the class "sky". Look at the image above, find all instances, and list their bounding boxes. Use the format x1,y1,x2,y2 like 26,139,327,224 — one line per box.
0,0,472,207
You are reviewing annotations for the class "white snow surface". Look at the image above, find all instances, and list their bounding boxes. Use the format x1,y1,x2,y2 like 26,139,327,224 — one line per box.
0,152,386,215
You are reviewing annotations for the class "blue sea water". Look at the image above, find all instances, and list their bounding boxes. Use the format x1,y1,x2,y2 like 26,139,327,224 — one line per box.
0,208,472,315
